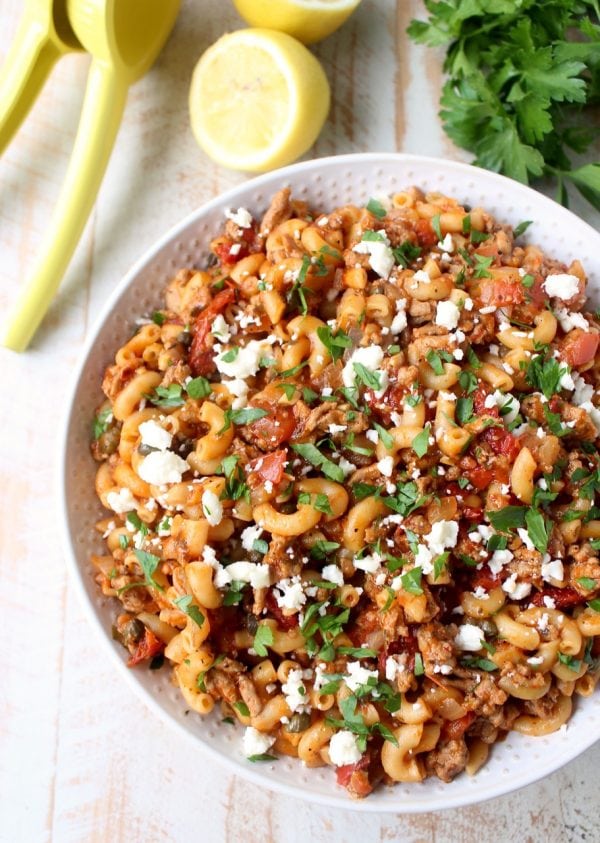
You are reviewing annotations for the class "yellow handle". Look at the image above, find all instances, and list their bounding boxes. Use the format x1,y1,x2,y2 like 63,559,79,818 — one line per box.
0,15,63,155
3,60,128,351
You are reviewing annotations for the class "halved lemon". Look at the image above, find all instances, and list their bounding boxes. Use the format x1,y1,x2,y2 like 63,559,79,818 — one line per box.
189,29,330,172
232,0,362,44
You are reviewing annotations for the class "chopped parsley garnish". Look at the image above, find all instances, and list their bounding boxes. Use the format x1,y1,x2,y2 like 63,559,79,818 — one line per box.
219,455,250,501
426,348,453,375
543,405,569,438
461,657,497,672
151,310,166,325
146,383,185,408
310,540,340,560
353,362,383,391
383,481,427,517
487,506,527,532
400,566,423,595
223,580,246,606
316,325,352,362
458,370,478,395
514,220,533,238
414,653,425,676
577,577,597,590
247,753,278,762
186,376,211,399
173,594,205,627
277,382,297,400
373,422,393,450
93,407,113,439
233,700,250,717
353,482,379,500
252,539,269,555
253,623,274,657
524,508,551,555
133,549,164,592
291,443,345,483
221,346,240,363
431,213,443,241
412,425,431,458
525,353,567,399
473,254,494,279
456,397,474,425
393,241,422,268
337,646,378,658
288,255,313,315
366,197,387,219
557,652,582,672
470,229,490,244
220,406,268,432
298,491,333,515
302,386,318,404
521,273,535,289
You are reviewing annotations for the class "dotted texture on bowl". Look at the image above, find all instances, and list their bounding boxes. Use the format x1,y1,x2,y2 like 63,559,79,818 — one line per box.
61,153,600,814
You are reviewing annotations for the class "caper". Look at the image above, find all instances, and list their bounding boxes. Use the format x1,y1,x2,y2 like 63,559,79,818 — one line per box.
246,613,259,635
138,443,156,456
122,618,145,646
98,426,120,456
287,712,311,733
177,330,192,346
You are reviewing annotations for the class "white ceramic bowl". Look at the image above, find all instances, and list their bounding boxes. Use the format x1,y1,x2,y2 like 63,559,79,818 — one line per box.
60,153,600,812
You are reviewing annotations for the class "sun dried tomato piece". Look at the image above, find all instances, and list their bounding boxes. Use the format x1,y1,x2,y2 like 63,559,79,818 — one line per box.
530,586,584,609
247,449,288,487
265,590,299,631
466,466,495,491
127,627,164,668
442,711,476,741
245,404,295,450
561,330,599,368
481,426,521,461
189,288,236,375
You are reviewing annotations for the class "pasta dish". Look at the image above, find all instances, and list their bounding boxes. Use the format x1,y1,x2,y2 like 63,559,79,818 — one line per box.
90,186,600,797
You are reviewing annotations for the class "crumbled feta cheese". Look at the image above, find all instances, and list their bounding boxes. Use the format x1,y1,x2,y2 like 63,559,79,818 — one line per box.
385,655,406,682
328,423,347,435
473,586,488,600
542,273,580,300
541,558,564,583
414,544,434,575
543,596,557,609
139,419,173,452
427,519,459,554
106,487,138,514
215,337,275,379
241,523,264,552
555,307,589,333
282,668,311,713
454,624,484,651
353,231,395,278
579,401,600,435
412,269,431,285
211,314,231,342
559,370,575,391
517,528,535,551
435,300,460,330
224,561,270,589
321,565,344,587
527,655,544,666
572,372,594,406
274,576,306,611
328,730,362,766
344,661,379,692
226,207,253,228
243,727,275,757
342,345,388,398
484,390,520,424
390,298,408,335
502,573,532,600
438,232,454,253
353,553,383,574
489,548,513,575
338,456,356,477
137,450,188,485
202,489,223,526
377,456,394,477
365,428,379,444
222,378,249,410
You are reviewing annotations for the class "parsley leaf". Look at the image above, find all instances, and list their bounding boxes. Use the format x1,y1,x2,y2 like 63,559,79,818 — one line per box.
291,443,344,482
412,425,431,458
400,567,423,595
525,508,551,555
173,595,205,627
456,397,474,425
525,354,567,399
316,325,352,362
487,506,527,533
366,197,387,219
426,348,452,376
514,220,533,238
353,362,382,391
373,422,393,450
310,540,341,560
133,549,164,592
146,384,185,408
253,623,274,657
93,407,113,440
220,407,268,432
393,241,422,268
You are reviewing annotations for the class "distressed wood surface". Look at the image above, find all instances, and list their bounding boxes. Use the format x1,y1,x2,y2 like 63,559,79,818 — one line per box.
1,1,599,841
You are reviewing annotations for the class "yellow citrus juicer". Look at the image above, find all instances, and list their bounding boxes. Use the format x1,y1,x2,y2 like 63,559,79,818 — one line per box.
0,0,181,352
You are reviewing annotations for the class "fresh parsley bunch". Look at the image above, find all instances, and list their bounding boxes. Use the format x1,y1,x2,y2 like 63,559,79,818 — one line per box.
408,0,600,210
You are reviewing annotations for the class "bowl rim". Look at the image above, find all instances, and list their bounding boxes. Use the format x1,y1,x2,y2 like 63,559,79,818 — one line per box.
58,152,600,812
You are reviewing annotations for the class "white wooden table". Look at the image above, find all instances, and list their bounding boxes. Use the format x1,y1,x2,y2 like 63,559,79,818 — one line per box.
1,2,599,840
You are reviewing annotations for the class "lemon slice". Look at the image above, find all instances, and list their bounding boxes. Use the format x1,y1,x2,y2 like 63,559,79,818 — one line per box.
233,0,362,44
189,29,330,173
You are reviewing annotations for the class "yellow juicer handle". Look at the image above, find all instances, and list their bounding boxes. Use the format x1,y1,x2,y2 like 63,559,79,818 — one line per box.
0,0,77,155
3,59,128,351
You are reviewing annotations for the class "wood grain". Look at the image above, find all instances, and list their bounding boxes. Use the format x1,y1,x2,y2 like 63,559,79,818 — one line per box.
1,1,599,841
